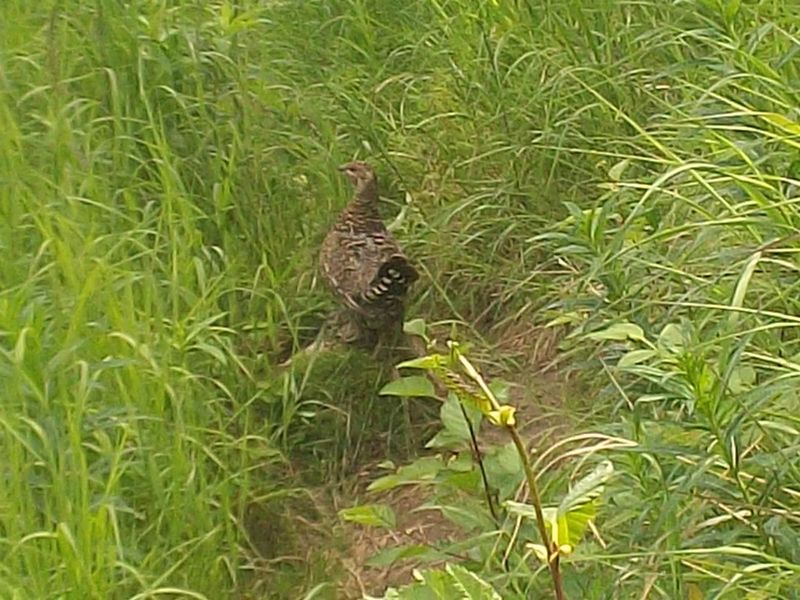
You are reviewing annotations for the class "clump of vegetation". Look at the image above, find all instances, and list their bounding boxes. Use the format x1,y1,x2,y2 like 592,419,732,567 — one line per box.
1,0,798,598
346,321,614,600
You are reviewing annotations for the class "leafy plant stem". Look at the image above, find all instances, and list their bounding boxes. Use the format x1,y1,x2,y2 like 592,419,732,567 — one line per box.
507,424,565,600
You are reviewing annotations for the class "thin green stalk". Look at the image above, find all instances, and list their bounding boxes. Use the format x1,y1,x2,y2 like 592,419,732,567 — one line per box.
451,347,564,599
507,424,565,600
460,401,501,526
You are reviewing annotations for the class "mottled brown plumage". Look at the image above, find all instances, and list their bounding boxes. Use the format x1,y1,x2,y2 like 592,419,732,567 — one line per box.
320,161,418,347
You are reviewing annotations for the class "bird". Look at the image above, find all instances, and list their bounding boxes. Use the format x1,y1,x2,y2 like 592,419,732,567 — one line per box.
319,161,418,351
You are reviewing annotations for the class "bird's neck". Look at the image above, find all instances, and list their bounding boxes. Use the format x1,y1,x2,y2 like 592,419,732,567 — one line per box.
353,181,379,209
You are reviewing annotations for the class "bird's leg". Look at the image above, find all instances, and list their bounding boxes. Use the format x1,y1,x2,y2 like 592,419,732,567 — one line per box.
277,321,329,368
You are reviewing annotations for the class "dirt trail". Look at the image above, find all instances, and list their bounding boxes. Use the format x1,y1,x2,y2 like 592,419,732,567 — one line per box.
335,368,575,598
257,323,577,598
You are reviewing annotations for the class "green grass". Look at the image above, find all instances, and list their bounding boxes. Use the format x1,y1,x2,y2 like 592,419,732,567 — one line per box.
1,0,799,598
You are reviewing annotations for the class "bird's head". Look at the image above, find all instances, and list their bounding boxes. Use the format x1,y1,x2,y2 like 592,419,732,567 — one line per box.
338,160,377,197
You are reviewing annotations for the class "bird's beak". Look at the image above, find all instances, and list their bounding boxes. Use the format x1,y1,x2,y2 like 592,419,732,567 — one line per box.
337,163,349,172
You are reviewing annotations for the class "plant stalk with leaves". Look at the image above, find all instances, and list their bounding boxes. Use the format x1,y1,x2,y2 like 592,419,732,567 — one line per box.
393,321,566,600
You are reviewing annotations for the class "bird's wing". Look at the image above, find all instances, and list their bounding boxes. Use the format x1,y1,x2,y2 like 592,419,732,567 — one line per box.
320,208,417,316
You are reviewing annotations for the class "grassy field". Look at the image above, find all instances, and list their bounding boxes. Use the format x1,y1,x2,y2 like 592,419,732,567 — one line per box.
1,0,799,598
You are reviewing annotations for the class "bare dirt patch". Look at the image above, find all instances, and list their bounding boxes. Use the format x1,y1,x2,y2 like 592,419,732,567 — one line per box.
337,480,462,598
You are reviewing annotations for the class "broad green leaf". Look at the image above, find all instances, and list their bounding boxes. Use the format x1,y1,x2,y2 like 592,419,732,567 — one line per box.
506,502,560,532
441,469,482,494
426,395,482,449
444,452,474,473
418,567,461,599
617,349,656,368
403,318,427,338
445,564,503,600
488,379,510,403
368,456,443,492
563,201,585,222
338,503,396,528
440,394,481,441
379,565,502,600
539,460,613,548
367,544,441,567
487,441,522,474
556,499,597,547
440,499,497,531
426,429,469,450
484,442,523,500
728,365,756,394
504,500,539,520
544,312,584,327
608,158,630,181
586,322,646,342
558,460,614,515
380,376,436,398
658,323,684,352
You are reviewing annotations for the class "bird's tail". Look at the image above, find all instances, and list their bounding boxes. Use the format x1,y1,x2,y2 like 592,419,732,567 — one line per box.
363,254,419,308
